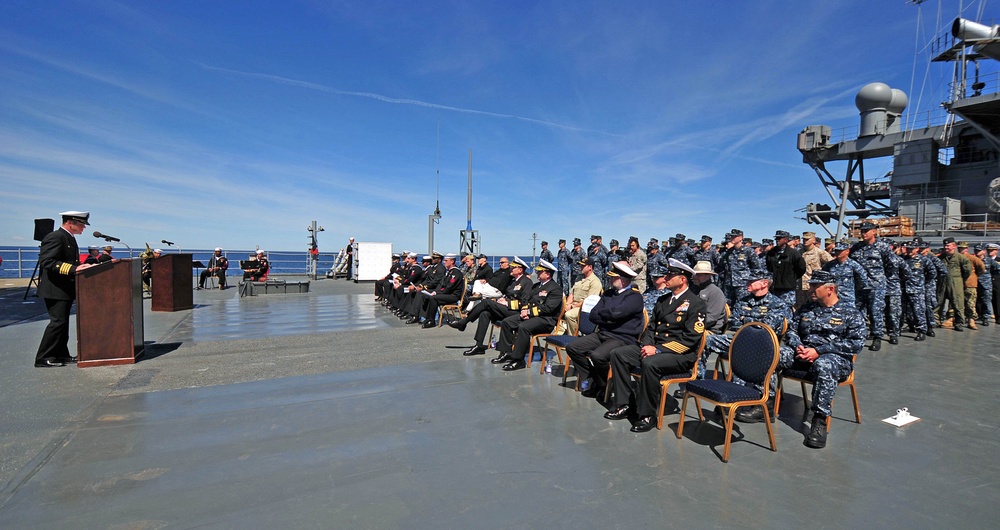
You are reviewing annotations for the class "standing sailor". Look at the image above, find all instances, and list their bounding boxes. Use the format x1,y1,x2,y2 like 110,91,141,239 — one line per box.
35,211,95,367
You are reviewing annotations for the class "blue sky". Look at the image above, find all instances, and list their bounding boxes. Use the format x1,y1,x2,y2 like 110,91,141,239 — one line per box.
0,1,991,255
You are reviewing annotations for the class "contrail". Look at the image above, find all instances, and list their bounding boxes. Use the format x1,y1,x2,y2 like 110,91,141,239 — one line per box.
199,64,621,137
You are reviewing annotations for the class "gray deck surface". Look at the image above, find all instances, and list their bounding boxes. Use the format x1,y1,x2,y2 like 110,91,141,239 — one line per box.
0,277,996,528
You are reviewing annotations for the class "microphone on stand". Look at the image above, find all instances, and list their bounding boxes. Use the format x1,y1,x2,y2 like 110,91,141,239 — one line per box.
161,239,176,247
93,231,121,243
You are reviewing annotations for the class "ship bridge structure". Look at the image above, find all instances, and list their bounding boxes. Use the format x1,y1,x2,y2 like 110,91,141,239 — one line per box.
799,17,1000,242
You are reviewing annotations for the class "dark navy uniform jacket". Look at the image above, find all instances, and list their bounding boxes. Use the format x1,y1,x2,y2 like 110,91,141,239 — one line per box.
523,279,563,320
642,289,707,355
38,228,80,301
588,286,645,344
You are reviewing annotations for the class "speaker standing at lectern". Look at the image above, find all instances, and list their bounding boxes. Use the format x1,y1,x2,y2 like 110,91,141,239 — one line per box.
34,211,96,368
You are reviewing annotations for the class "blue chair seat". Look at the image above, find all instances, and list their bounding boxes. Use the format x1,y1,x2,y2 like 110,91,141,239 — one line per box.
781,368,812,381
544,335,577,348
685,379,763,403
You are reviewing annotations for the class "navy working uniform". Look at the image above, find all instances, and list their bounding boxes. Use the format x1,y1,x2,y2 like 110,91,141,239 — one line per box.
556,240,572,295
719,229,762,305
779,271,866,420
883,250,907,342
901,244,928,337
850,222,894,348
569,239,586,285
821,244,870,309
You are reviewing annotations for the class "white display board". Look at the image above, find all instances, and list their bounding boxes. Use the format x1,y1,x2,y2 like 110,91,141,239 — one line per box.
352,242,392,281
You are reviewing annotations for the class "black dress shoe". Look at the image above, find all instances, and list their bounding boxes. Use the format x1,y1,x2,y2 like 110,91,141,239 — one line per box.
63,357,78,364
888,336,899,345
463,345,487,356
490,354,512,364
448,320,468,332
954,325,964,332
421,320,436,329
405,317,420,325
34,359,66,368
501,361,526,371
926,329,935,337
914,332,925,341
604,405,630,420
581,384,602,398
630,416,656,433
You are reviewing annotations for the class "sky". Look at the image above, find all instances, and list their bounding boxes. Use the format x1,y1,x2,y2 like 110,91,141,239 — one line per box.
0,0,994,256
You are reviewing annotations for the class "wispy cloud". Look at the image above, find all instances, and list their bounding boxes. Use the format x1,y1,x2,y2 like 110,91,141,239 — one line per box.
198,63,622,137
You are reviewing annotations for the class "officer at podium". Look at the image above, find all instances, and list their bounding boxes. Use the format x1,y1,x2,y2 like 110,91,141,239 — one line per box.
35,211,95,367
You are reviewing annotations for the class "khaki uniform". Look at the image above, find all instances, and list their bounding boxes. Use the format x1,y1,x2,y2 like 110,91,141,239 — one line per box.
563,273,604,335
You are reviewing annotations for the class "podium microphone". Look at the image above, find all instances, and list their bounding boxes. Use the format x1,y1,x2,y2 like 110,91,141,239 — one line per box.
93,231,121,243
161,239,175,246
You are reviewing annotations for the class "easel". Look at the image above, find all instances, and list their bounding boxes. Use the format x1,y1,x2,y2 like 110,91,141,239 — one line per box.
22,251,40,300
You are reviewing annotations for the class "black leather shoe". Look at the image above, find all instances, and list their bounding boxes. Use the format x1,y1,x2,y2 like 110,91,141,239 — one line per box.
982,319,990,327
630,416,656,433
463,345,487,356
63,356,78,364
490,354,512,364
421,320,436,329
888,336,899,345
804,415,828,449
926,329,935,337
604,405,630,420
870,337,881,351
501,361,526,371
405,317,420,325
581,383,602,398
35,359,66,368
735,405,765,423
448,320,468,332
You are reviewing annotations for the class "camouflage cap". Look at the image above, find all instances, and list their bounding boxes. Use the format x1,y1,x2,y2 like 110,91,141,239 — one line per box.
808,270,838,285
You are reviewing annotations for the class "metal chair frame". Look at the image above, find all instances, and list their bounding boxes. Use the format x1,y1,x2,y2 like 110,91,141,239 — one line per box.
774,354,860,432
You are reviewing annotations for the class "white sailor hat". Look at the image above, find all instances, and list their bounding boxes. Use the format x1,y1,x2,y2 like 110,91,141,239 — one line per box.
60,211,90,225
606,260,637,279
407,252,417,258
215,247,222,252
153,248,163,253
87,245,98,251
534,259,558,273
665,258,695,277
444,253,458,260
511,256,529,269
421,255,432,262
256,249,265,255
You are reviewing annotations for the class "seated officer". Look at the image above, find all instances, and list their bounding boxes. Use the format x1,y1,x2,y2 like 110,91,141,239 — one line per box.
492,259,564,371
700,270,790,380
565,261,645,398
605,259,707,433
563,257,605,336
449,257,533,356
200,247,229,289
375,253,402,302
416,253,465,328
779,270,866,449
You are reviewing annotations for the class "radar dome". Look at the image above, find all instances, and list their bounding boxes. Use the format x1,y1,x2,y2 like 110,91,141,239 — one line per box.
856,82,893,112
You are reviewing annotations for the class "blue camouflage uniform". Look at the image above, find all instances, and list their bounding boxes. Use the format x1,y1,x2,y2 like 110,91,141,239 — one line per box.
977,248,994,323
850,236,893,340
821,256,870,309
920,251,942,327
902,252,928,333
589,241,609,286
701,290,790,381
884,251,906,339
780,298,867,418
645,250,667,293
556,246,572,294
719,244,761,305
569,244,586,284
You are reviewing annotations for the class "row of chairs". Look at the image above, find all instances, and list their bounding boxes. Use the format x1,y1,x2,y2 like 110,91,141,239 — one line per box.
436,293,859,462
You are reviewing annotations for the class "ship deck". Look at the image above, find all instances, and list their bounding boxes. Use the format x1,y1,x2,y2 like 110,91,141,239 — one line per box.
0,277,996,528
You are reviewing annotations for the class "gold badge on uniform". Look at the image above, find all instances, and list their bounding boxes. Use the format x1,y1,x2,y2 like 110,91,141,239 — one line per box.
830,318,843,326
694,321,705,333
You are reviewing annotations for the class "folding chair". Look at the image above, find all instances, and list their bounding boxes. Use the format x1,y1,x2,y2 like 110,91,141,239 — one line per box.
774,354,860,432
527,297,566,373
655,331,708,429
677,322,780,463
437,278,469,327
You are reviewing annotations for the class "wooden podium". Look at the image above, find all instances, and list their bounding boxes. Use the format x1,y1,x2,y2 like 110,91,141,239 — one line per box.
76,259,144,367
151,253,193,312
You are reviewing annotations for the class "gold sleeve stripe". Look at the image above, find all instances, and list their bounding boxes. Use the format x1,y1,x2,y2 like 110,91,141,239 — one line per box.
662,341,688,353
59,263,72,275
